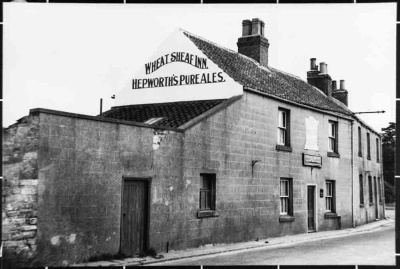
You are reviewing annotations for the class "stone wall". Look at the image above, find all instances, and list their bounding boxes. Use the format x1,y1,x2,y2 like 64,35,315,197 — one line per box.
157,90,354,251
33,110,183,266
353,121,385,226
2,115,39,268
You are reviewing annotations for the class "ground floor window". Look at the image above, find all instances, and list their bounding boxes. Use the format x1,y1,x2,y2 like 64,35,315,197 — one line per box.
280,178,293,215
359,175,364,206
200,173,216,210
378,177,382,203
326,181,335,212
368,176,373,204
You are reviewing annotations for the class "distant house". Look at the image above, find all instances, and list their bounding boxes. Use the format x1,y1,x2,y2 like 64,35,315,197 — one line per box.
2,18,384,267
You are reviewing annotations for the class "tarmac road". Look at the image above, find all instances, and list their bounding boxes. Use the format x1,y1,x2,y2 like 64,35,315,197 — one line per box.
151,220,394,266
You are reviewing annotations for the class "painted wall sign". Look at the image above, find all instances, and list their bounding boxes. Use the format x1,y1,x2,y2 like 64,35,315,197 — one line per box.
145,52,208,74
305,116,319,151
132,71,226,90
115,29,243,107
303,153,322,168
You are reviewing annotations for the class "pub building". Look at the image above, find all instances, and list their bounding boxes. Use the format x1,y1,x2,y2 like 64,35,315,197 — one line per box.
2,18,384,266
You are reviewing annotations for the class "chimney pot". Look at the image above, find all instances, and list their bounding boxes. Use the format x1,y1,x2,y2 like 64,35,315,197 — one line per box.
251,18,262,35
310,58,317,70
340,80,346,90
242,20,252,36
320,62,328,74
332,80,337,90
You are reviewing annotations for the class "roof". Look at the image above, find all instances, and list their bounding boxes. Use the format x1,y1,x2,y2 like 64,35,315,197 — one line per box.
102,99,226,128
182,30,354,116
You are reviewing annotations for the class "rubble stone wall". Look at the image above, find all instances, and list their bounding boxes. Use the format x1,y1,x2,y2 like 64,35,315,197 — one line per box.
2,115,39,267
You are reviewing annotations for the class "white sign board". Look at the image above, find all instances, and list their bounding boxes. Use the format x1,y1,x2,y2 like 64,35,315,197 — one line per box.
305,116,319,151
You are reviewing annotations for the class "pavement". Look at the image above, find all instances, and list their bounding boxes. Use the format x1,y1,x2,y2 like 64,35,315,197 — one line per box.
73,208,395,267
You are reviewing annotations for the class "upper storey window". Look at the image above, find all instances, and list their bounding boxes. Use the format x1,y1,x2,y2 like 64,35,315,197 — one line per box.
276,108,292,152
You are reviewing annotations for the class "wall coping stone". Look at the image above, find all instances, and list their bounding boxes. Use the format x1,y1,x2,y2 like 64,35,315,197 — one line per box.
29,108,183,132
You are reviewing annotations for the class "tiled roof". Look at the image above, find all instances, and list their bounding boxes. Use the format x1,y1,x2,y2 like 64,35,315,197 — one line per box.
102,99,226,128
182,30,353,116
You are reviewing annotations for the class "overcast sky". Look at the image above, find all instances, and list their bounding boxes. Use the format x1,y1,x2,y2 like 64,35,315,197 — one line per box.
3,3,396,132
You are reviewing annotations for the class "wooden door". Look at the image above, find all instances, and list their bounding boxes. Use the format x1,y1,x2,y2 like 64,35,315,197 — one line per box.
121,180,149,256
307,186,315,232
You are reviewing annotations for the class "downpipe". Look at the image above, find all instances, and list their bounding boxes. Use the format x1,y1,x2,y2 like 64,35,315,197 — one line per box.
351,121,356,228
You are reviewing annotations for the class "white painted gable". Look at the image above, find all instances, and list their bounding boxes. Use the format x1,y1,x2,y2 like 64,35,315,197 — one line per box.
114,29,243,106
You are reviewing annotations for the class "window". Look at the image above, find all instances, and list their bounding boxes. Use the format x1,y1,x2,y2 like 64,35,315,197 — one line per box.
367,132,371,160
376,138,380,162
325,181,335,212
368,176,373,204
359,175,364,206
358,127,362,156
280,178,293,216
378,177,382,203
328,121,339,157
199,174,216,210
144,117,164,125
277,108,290,147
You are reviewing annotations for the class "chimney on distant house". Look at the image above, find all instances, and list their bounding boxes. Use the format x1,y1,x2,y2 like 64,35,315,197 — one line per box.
307,58,333,97
237,18,270,68
332,79,349,106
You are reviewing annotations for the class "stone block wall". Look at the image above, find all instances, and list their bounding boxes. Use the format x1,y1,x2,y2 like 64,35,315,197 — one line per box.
353,121,384,226
2,115,39,268
33,110,183,266
168,90,353,250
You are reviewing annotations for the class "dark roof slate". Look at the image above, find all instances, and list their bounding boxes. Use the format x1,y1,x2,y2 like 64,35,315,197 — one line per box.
182,30,353,116
102,99,226,128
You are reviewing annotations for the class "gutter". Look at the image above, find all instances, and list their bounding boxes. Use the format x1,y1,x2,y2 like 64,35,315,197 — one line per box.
244,87,354,121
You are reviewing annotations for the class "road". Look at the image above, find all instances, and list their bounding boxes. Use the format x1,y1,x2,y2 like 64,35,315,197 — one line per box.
150,221,394,266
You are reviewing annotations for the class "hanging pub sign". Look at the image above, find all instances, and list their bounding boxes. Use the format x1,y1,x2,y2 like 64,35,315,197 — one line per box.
132,52,226,89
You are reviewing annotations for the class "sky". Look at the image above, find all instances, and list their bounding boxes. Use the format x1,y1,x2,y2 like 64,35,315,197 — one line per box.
3,3,396,132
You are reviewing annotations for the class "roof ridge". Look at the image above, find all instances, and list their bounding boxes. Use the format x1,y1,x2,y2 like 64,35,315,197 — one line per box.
268,66,301,79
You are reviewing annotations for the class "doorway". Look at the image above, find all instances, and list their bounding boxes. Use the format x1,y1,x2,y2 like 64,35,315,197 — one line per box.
121,179,150,256
307,186,315,232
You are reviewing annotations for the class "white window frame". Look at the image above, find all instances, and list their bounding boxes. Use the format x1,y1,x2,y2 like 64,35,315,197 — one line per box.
277,110,287,145
280,179,290,215
328,122,336,152
326,181,334,212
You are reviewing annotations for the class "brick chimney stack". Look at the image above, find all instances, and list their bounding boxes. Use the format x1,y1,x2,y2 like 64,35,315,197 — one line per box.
332,79,349,106
237,18,270,67
307,58,332,97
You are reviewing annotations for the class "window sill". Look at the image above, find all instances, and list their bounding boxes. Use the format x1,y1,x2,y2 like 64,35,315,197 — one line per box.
327,152,340,158
324,212,340,219
358,153,362,157
279,215,295,222
197,210,219,219
367,157,371,160
276,145,293,152
369,203,374,206
360,204,364,208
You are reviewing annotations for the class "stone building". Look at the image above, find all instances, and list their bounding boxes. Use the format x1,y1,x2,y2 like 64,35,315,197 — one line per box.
2,18,384,267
